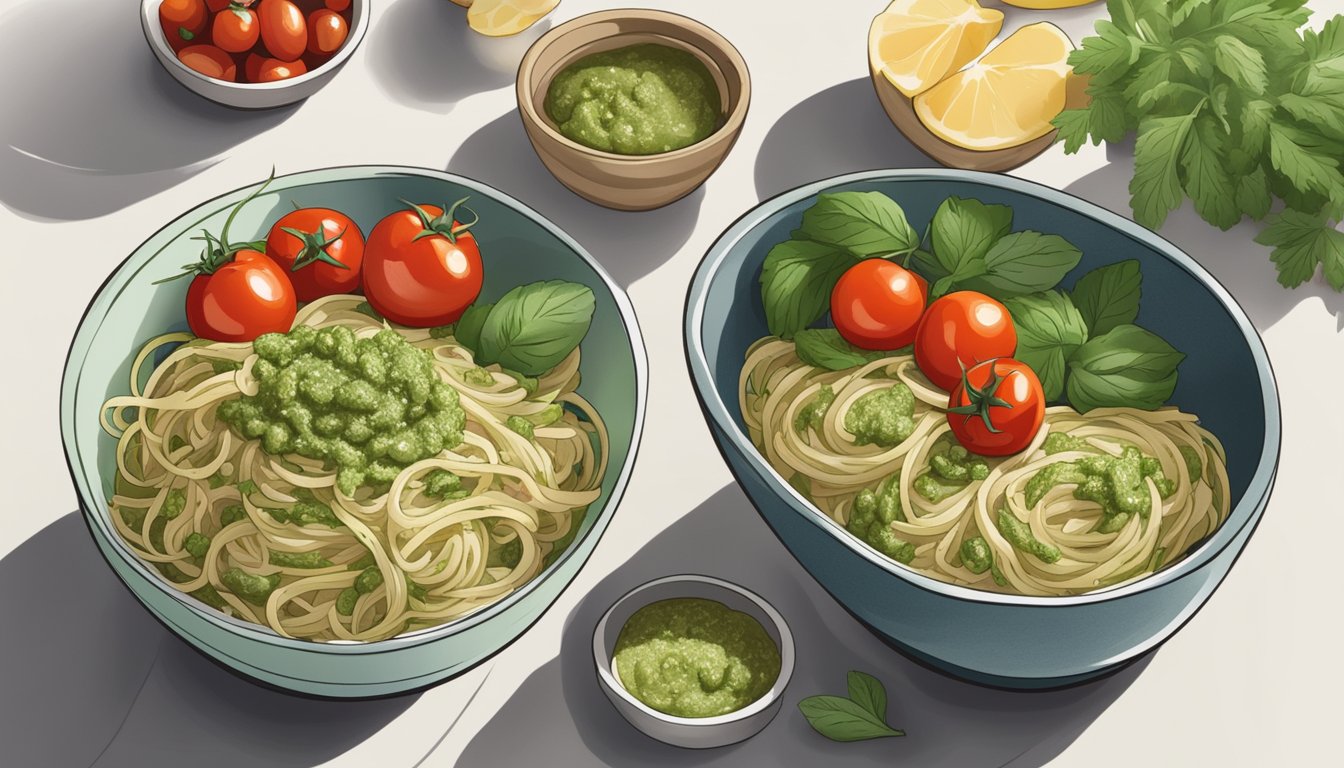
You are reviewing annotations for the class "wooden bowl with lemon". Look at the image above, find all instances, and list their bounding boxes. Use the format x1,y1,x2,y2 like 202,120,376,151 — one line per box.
868,0,1089,172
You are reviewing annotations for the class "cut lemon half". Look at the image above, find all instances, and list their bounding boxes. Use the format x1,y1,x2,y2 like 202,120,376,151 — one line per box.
868,0,1004,98
467,0,559,37
913,22,1075,152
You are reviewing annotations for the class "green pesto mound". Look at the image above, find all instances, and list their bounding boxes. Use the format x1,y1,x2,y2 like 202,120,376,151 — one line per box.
217,325,465,495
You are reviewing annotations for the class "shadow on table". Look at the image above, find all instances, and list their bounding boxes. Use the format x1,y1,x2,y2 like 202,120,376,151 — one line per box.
460,485,1148,768
367,0,549,114
1065,143,1344,334
0,513,416,768
754,78,939,200
0,0,296,222
448,113,702,288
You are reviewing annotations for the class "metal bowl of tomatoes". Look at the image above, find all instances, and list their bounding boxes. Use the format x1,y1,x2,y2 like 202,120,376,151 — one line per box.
684,169,1279,690
60,165,647,697
143,0,368,109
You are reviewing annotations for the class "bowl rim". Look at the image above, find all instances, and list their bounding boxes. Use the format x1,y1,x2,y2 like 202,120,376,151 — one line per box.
139,0,370,92
592,573,795,728
515,7,752,164
684,168,1282,608
60,164,649,654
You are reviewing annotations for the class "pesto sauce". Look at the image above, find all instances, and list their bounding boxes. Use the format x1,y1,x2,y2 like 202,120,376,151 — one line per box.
613,598,781,719
544,44,721,155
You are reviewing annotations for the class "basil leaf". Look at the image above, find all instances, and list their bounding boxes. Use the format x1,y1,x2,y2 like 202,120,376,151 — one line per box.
794,329,894,371
453,302,494,355
760,240,854,339
1066,324,1185,411
476,282,595,376
799,191,919,258
1070,260,1142,336
846,670,888,722
960,232,1083,298
799,696,904,742
928,196,1013,293
1003,291,1088,401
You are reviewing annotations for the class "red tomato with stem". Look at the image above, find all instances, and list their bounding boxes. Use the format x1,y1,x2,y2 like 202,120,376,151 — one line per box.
947,359,1045,456
306,9,349,56
178,44,237,81
913,291,1017,391
830,259,928,350
362,200,484,327
259,0,308,61
212,4,260,53
265,208,365,301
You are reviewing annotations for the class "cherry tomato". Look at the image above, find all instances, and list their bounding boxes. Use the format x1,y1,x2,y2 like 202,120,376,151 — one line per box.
913,291,1017,392
206,0,237,11
160,0,208,50
830,259,928,350
947,359,1045,456
177,44,237,81
187,250,297,342
306,9,349,56
212,4,259,53
259,0,308,61
363,200,484,327
325,0,351,11
265,208,365,301
245,55,307,82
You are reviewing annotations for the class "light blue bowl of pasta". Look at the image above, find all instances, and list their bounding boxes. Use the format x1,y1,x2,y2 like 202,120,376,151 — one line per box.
60,166,646,698
685,169,1279,689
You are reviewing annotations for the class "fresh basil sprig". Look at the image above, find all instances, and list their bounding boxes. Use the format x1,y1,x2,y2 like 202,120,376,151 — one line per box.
452,280,595,377
1004,290,1088,401
799,671,906,743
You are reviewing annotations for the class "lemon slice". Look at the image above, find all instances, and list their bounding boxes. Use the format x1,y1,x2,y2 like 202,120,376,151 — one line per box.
868,0,1004,98
913,22,1075,152
467,0,559,37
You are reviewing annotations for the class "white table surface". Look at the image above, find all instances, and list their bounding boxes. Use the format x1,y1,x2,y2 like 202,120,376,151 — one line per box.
2,0,1340,765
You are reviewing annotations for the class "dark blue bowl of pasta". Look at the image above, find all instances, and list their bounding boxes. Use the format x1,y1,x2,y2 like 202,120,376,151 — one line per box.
684,169,1279,689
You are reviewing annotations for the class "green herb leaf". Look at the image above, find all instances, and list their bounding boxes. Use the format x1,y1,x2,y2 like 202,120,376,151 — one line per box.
1213,34,1269,94
760,240,854,339
1129,112,1198,230
794,329,891,371
958,232,1083,299
798,191,920,258
846,671,888,722
926,197,1013,296
1266,121,1344,198
1004,291,1088,401
453,302,493,355
1256,208,1344,289
1181,117,1241,230
475,281,595,376
1234,166,1274,221
1067,324,1185,412
1070,260,1141,336
1240,98,1274,155
798,696,904,743
1068,19,1140,87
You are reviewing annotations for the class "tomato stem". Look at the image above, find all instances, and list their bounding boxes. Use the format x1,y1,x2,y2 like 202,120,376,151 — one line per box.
153,169,276,285
945,359,1013,435
402,197,479,244
281,225,351,272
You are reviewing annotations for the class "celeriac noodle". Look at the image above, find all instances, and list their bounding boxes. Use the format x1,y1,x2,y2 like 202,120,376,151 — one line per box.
102,295,607,641
740,337,1229,596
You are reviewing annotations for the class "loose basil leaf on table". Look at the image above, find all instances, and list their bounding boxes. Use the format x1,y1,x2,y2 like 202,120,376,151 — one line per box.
846,670,888,722
457,281,595,377
794,328,898,371
798,696,904,742
760,239,854,339
1003,290,1089,401
798,191,920,258
1070,259,1142,336
1066,324,1185,411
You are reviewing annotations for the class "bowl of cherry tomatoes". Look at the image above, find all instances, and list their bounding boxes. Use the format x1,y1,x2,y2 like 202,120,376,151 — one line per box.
143,0,368,109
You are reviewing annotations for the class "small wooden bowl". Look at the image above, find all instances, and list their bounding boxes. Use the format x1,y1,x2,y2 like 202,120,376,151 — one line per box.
516,9,751,211
869,61,1087,172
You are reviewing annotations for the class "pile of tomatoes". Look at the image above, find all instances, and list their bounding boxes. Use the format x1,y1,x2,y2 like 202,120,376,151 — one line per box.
159,0,353,84
178,181,484,343
830,259,1044,457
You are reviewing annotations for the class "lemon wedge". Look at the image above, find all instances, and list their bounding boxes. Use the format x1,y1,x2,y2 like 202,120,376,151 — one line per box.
467,0,559,37
913,22,1075,152
868,0,1005,98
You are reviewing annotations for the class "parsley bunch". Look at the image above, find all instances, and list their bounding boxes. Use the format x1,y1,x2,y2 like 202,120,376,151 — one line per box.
1054,0,1344,290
